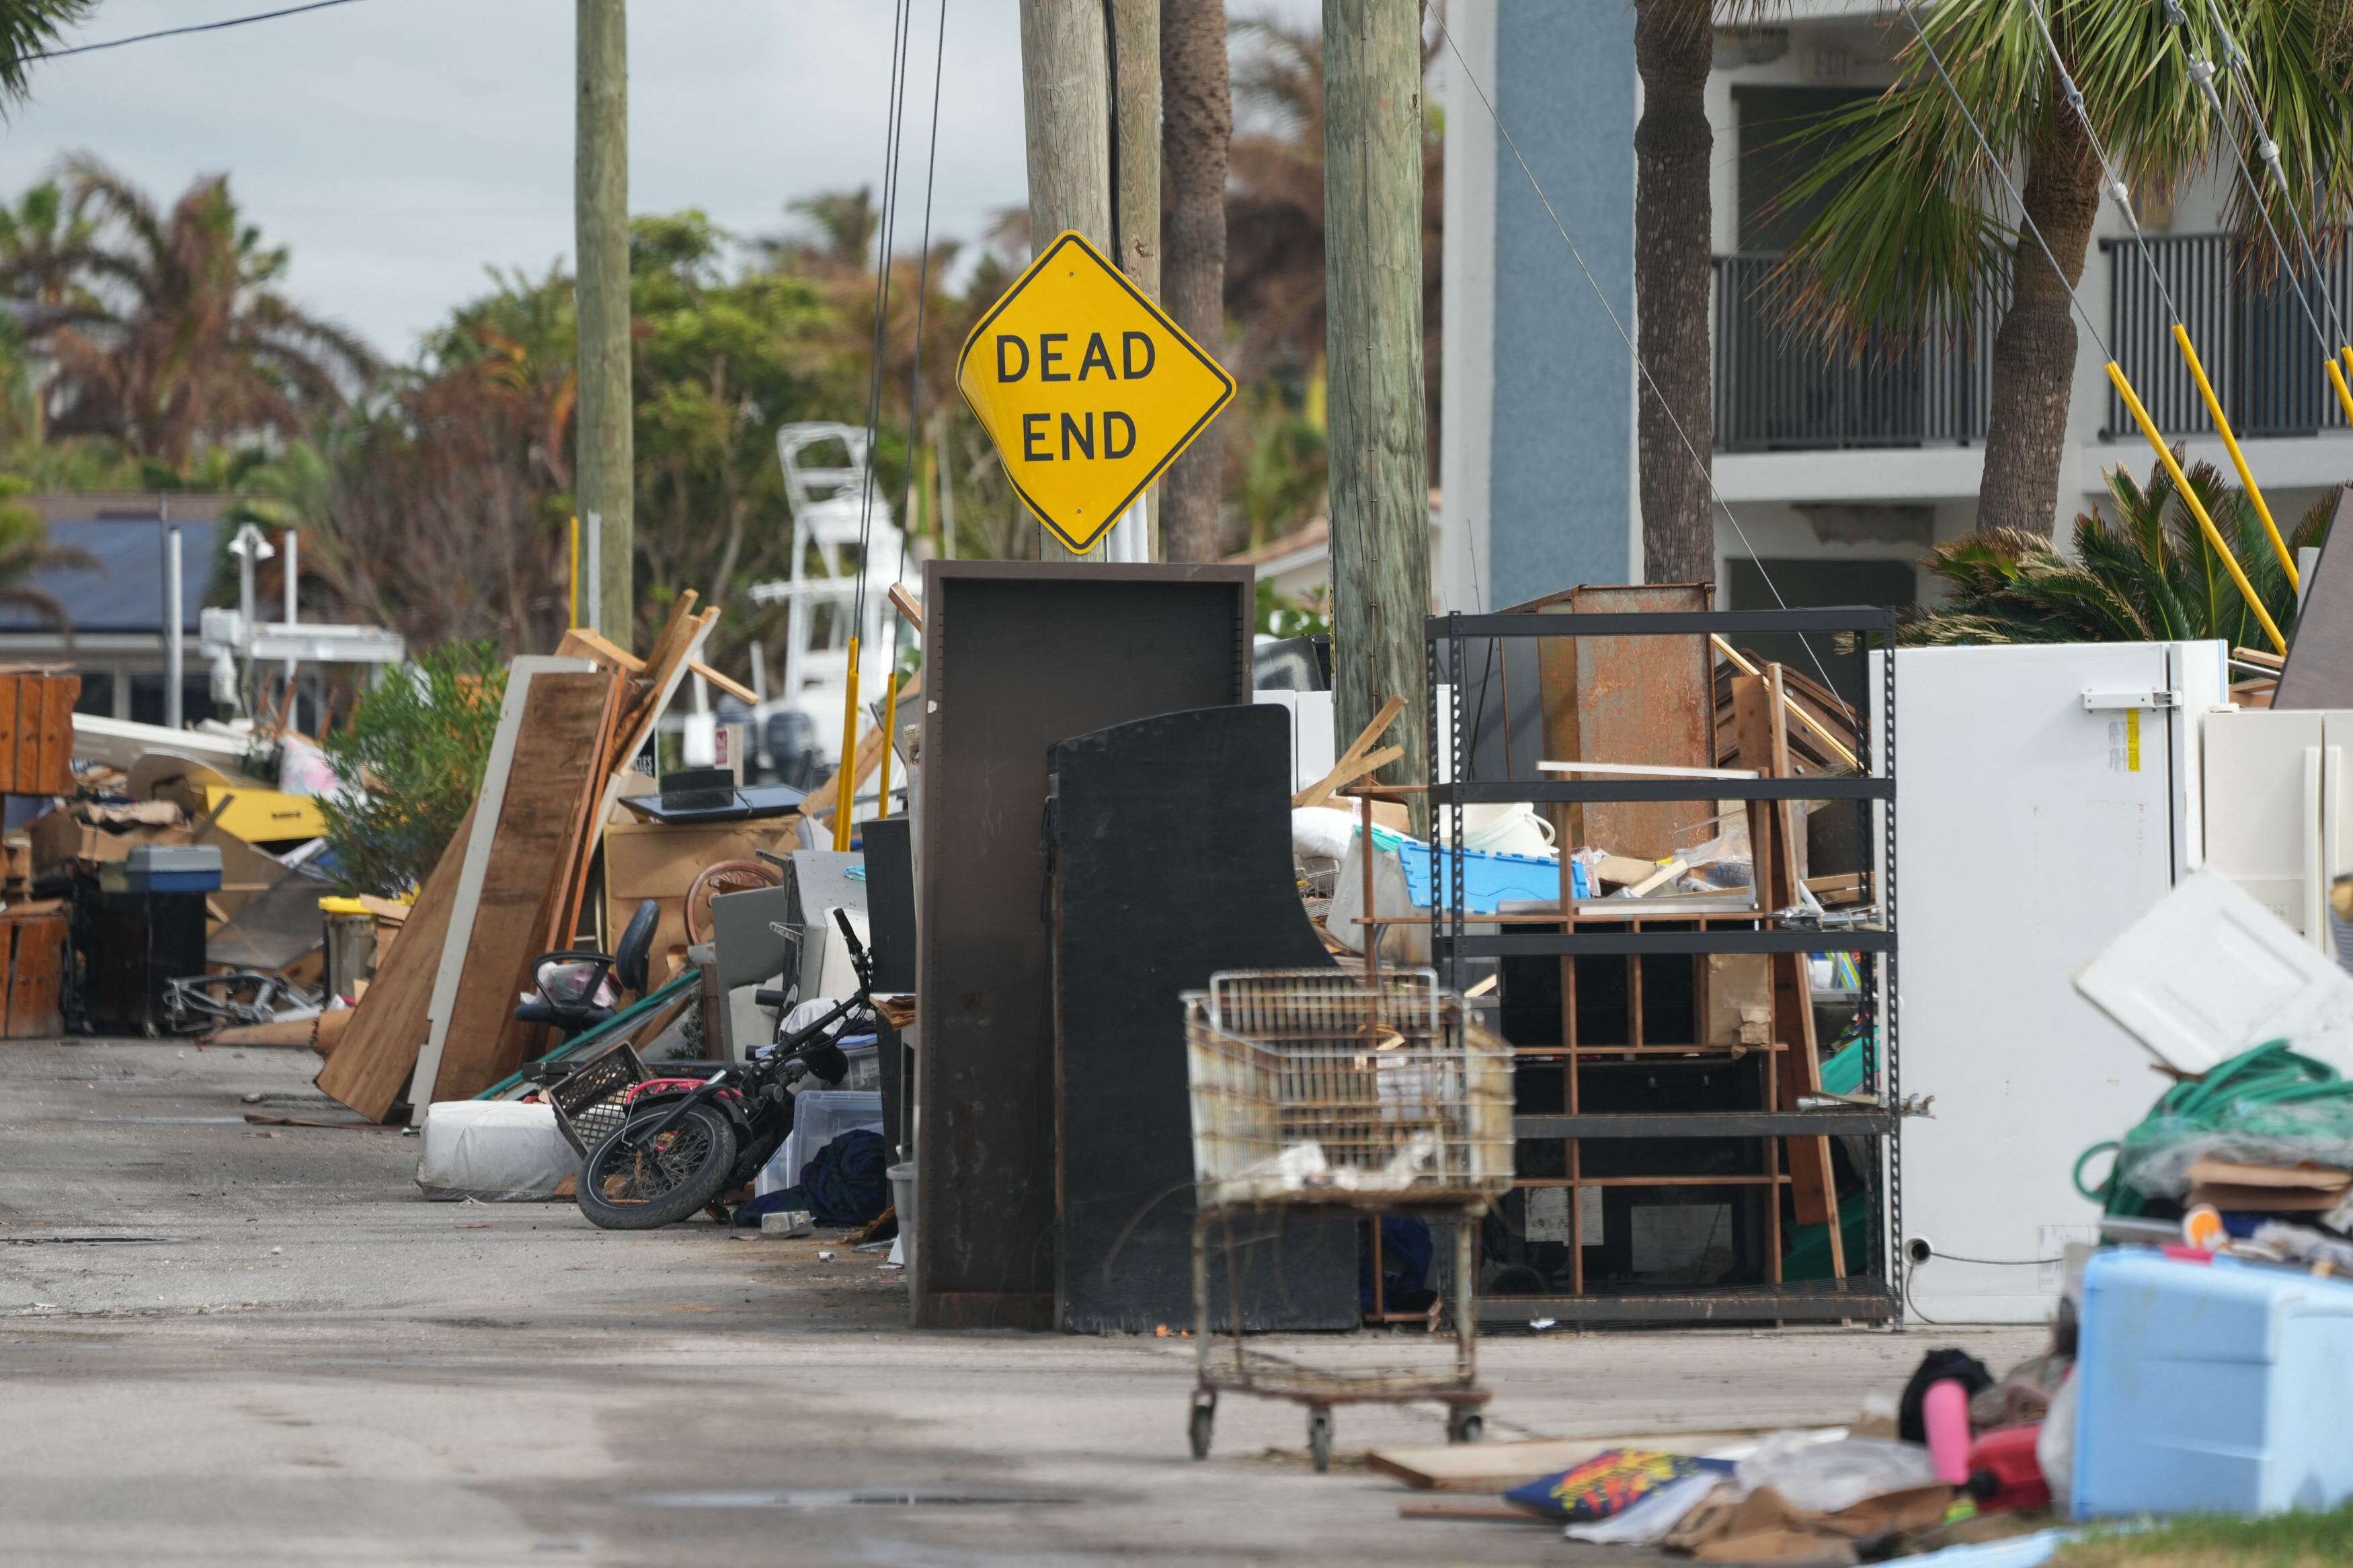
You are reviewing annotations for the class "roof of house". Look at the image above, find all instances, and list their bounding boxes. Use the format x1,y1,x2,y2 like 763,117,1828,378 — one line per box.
0,515,223,636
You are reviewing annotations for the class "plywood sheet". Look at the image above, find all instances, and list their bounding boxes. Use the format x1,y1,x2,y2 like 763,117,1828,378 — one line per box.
428,668,616,1102
1515,583,1713,861
313,800,477,1121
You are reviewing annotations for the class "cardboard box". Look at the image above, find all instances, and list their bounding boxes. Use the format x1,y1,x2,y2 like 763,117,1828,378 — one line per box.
29,811,190,879
601,817,801,971
1705,952,1773,1046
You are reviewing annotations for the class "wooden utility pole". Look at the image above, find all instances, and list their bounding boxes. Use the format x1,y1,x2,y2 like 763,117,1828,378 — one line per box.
1111,0,1162,559
576,0,633,635
1159,0,1231,564
1323,0,1430,822
1019,0,1113,562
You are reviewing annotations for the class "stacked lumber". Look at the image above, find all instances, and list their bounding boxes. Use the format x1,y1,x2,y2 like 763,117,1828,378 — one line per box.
0,671,79,796
314,606,722,1123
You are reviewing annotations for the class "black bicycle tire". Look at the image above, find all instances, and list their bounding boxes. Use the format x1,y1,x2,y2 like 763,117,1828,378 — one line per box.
576,1103,737,1230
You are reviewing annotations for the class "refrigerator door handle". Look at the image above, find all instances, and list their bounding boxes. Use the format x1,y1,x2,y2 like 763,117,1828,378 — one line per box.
2304,746,2329,952
2325,746,2345,956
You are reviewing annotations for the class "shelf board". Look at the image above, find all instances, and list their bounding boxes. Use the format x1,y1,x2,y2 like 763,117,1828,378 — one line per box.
1443,930,1894,958
1478,1279,1897,1326
1513,1110,1892,1140
1429,608,1897,638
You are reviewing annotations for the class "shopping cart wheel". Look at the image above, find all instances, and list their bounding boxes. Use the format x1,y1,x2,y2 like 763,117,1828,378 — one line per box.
1306,1407,1332,1473
1188,1392,1215,1460
1447,1409,1483,1445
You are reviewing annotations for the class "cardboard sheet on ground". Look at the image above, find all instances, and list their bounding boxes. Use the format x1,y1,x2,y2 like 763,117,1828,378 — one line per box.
2073,868,2353,1074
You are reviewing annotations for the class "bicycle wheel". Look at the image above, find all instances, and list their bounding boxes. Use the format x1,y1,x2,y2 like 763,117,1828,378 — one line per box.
576,1103,737,1230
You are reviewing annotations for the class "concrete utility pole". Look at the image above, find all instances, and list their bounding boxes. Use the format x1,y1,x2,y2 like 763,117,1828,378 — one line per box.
1323,0,1431,819
575,0,633,636
1109,0,1161,561
1019,0,1113,562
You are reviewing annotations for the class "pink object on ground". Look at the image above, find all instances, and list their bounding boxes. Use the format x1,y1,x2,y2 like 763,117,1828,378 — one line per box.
1923,1378,1972,1485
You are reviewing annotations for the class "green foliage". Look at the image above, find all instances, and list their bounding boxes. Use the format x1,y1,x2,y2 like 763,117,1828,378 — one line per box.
315,643,508,897
1770,0,2353,343
0,1,93,111
1256,577,1331,639
1904,458,2334,648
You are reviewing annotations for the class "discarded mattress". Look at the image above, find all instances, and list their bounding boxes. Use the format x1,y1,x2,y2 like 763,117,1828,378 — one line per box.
414,1100,577,1201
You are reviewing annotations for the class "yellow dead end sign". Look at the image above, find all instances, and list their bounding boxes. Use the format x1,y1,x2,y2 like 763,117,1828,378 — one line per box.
957,231,1236,552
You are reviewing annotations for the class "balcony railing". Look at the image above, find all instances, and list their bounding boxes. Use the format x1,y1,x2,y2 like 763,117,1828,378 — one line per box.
1712,253,2003,453
2104,231,2353,440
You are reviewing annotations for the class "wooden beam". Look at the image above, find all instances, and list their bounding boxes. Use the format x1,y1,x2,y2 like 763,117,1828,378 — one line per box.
688,660,758,706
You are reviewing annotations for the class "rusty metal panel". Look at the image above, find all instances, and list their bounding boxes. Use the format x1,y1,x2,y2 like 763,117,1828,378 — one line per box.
1513,583,1715,861
913,561,1252,1331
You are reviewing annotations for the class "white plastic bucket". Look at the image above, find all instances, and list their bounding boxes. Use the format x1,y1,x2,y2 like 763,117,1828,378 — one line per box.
1450,802,1557,858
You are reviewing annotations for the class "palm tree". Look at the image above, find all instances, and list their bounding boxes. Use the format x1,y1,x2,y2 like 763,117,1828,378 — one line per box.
0,476,101,646
34,159,378,468
1632,0,1714,584
1904,456,2331,648
1160,0,1234,564
0,1,93,110
1770,0,2353,539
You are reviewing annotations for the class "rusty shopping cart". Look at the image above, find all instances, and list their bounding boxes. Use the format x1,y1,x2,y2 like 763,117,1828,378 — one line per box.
1183,968,1513,1471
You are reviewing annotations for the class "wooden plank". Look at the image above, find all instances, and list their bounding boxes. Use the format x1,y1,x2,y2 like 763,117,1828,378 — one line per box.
802,668,922,821
688,660,758,706
1369,1431,1765,1492
36,675,74,795
5,913,63,1038
1734,668,1839,1241
1522,584,1712,860
555,626,647,674
417,663,611,1108
1293,695,1405,808
495,667,628,1066
0,673,22,796
314,799,478,1121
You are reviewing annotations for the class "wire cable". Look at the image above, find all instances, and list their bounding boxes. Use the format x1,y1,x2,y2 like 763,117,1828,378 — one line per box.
2193,0,2351,347
1892,1,2283,651
11,0,364,65
1431,15,1847,706
1892,3,2114,362
2026,0,2297,585
2161,2,2336,364
877,0,949,819
2182,0,2353,425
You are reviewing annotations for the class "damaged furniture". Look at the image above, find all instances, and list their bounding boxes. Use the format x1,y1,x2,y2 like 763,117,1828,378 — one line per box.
912,560,1254,1330
1047,703,1358,1333
1429,603,1901,1325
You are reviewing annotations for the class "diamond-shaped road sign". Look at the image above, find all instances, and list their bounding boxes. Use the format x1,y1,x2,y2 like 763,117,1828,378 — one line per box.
957,231,1236,553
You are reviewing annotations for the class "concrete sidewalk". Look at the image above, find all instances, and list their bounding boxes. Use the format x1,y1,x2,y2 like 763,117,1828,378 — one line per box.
0,1038,2044,1566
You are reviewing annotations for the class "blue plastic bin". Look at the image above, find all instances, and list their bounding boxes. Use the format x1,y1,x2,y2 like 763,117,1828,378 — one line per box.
2073,1247,2353,1518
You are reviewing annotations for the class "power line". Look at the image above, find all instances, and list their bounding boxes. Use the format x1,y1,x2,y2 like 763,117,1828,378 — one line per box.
1432,15,1847,708
13,0,366,66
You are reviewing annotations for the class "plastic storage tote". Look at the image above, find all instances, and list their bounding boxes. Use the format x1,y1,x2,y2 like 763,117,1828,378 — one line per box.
754,1089,883,1198
2074,1247,2353,1518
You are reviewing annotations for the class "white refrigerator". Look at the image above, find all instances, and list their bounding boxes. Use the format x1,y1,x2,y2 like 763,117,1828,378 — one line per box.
1876,640,2229,1324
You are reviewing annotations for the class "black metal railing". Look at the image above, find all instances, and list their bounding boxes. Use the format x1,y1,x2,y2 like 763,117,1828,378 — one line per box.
1712,253,2004,453
2105,231,2353,440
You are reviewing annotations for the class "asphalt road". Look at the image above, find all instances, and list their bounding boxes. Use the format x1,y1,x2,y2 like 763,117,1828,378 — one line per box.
0,1038,2045,1566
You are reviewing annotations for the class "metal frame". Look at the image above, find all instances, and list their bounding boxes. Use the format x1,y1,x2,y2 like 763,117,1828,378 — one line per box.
1425,605,1901,1327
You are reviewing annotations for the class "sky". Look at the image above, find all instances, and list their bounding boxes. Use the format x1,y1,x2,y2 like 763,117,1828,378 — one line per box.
0,0,1308,366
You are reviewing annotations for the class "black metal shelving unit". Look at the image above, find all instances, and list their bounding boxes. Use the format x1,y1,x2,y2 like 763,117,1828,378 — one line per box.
1425,606,1901,1327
